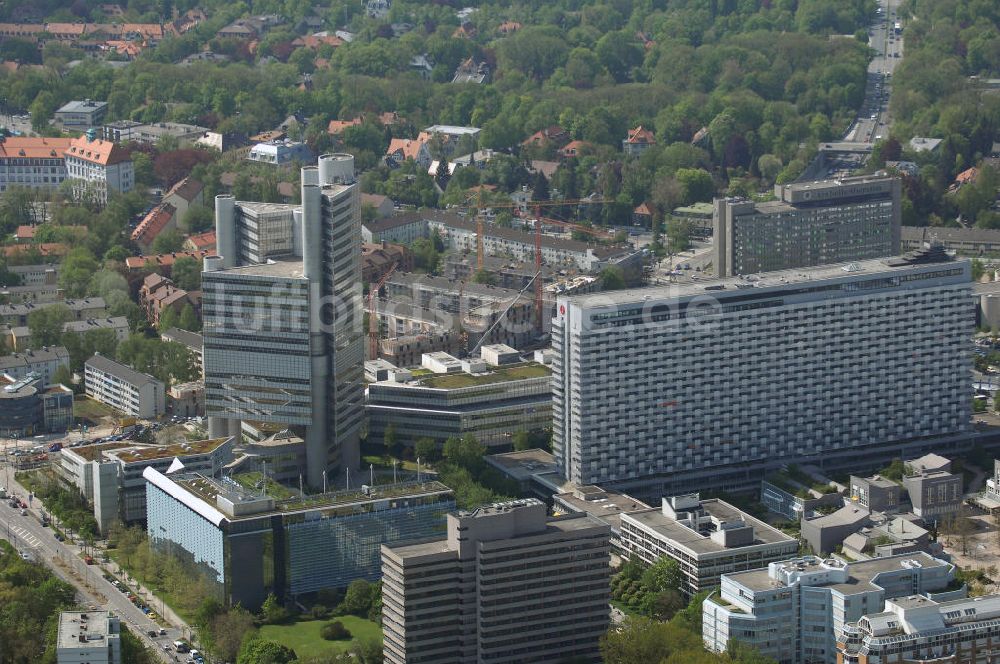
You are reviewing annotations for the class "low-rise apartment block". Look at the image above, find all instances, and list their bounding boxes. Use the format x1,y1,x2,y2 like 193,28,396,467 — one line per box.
620,493,798,595
84,354,165,418
703,553,956,664
381,499,610,664
0,297,107,326
0,346,70,383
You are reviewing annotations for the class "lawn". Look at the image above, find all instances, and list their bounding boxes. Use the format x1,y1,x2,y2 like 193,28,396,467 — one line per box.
258,617,382,658
73,396,119,423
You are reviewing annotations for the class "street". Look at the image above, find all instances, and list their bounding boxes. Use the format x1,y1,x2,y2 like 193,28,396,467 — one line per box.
0,465,186,663
850,0,904,145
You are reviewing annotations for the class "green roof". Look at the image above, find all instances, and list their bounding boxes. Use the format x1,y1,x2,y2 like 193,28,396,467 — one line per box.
419,362,550,389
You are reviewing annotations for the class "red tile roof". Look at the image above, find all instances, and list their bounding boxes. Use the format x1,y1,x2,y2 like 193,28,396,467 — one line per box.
14,225,36,240
0,137,74,160
131,203,176,246
328,116,364,135
625,126,656,145
3,243,68,258
126,250,214,271
66,136,130,166
184,231,216,251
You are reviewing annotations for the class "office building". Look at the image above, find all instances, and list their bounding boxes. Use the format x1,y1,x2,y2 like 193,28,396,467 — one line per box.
552,249,971,499
839,594,1000,664
56,610,120,664
714,174,901,277
145,467,454,609
54,100,109,131
902,453,964,520
84,354,165,418
58,437,233,533
0,137,74,193
0,372,73,436
703,553,957,664
204,154,363,488
381,499,610,664
64,134,134,205
620,493,798,595
247,139,312,166
0,346,70,384
366,354,552,448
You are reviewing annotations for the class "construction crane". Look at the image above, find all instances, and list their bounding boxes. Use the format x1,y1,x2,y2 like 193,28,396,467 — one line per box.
368,262,398,359
462,196,613,333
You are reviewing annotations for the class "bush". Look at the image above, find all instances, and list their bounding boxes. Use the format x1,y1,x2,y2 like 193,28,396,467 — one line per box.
321,621,352,641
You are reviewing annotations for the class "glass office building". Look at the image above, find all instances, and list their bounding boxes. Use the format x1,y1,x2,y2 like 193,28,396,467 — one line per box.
144,466,454,609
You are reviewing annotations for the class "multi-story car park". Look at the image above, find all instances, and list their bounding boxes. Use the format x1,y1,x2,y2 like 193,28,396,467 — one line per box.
552,247,972,500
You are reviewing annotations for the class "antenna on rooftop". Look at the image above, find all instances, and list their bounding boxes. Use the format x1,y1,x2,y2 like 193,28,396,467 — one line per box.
299,474,304,498
322,469,327,494
345,467,350,491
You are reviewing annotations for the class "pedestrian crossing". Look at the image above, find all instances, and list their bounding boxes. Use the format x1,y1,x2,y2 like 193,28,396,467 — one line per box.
10,525,40,548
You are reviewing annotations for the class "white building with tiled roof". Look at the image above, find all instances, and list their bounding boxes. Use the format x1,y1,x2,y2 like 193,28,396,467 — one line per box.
64,134,133,205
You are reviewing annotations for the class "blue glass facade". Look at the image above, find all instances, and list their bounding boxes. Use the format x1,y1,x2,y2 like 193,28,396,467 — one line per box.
145,474,454,609
285,498,453,594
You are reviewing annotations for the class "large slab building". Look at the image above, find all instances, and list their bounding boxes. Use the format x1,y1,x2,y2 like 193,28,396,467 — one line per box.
552,246,972,499
714,174,901,278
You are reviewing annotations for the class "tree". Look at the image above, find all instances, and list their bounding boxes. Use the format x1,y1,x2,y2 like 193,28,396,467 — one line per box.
171,257,202,291
383,423,397,458
472,269,495,285
513,431,532,452
178,304,200,332
600,266,626,290
59,248,100,298
666,217,694,253
321,621,352,641
259,593,289,625
415,437,439,462
206,608,255,662
532,172,550,201
675,168,715,205
236,637,296,664
442,434,486,472
158,306,180,333
28,304,72,348
641,557,685,595
152,230,185,254
182,205,215,233
339,579,374,618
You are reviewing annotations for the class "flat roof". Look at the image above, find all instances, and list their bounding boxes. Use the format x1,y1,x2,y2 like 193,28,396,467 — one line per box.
730,552,950,592
58,610,115,650
105,437,229,464
555,487,650,532
169,472,452,521
213,257,306,279
486,448,559,480
623,497,795,556
66,441,133,462
564,255,967,308
405,361,550,389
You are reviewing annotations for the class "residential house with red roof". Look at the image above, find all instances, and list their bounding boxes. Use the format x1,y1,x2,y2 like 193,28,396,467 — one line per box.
131,203,177,251
558,140,591,160
183,231,216,253
328,116,365,135
162,177,204,227
623,126,656,157
386,136,432,169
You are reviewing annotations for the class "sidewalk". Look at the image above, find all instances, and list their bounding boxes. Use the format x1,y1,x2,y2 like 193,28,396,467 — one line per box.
8,472,194,639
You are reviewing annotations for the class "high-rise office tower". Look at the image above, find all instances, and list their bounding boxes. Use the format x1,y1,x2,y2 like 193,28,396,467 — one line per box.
552,247,971,499
714,173,901,277
381,498,610,664
203,154,363,487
